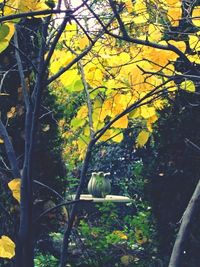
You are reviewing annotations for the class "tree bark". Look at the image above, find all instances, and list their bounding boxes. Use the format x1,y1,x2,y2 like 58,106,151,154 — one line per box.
168,179,200,267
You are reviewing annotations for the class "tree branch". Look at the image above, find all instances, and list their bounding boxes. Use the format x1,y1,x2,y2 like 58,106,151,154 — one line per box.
168,179,200,267
0,120,20,178
14,29,30,110
0,9,72,23
79,61,94,138
47,14,116,85
34,199,92,223
33,180,64,201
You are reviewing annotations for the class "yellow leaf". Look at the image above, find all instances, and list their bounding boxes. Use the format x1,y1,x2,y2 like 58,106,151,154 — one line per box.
140,106,156,119
99,129,113,142
146,114,158,132
189,34,200,52
119,52,130,64
0,138,4,144
60,69,79,87
4,23,15,42
113,230,128,240
112,115,128,129
133,13,149,24
129,108,141,119
192,6,200,27
133,0,149,24
188,54,200,64
167,2,182,26
165,0,181,4
78,35,89,50
112,129,124,143
136,130,150,148
19,0,50,13
125,0,134,13
180,80,195,93
65,23,77,40
8,178,21,202
0,236,15,259
168,40,186,53
50,51,74,75
76,105,88,119
148,24,163,42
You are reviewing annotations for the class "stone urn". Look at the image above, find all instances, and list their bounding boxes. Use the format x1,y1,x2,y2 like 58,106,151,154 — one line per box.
87,171,111,198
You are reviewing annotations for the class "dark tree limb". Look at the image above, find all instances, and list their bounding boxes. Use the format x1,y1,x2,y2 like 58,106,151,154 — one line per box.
0,9,72,23
16,16,50,267
0,120,20,178
168,179,200,267
14,29,30,110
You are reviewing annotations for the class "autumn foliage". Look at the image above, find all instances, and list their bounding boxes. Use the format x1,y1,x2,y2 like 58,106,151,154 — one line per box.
0,0,199,266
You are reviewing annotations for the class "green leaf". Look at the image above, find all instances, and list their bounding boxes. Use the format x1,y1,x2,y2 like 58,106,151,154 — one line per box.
0,24,10,41
73,79,84,92
70,118,85,129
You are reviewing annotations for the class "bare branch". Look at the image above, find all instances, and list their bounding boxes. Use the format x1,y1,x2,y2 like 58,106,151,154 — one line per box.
108,0,127,37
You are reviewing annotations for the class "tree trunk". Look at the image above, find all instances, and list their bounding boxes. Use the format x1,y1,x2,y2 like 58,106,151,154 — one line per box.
168,179,200,267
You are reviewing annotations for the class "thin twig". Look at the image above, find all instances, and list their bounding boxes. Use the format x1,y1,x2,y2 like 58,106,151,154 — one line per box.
33,180,64,201
34,199,92,223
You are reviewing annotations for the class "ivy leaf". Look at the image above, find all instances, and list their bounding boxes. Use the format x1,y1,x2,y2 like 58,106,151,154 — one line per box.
8,178,21,203
0,236,15,259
